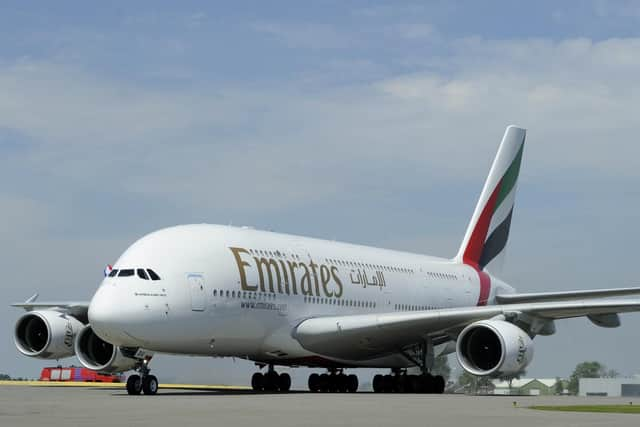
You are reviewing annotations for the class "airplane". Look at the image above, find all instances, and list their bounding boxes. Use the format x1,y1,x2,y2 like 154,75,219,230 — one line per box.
12,125,640,396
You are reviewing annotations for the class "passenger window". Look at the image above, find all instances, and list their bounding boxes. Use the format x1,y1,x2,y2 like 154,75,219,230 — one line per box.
108,269,119,277
147,269,161,281
119,269,134,277
137,269,149,280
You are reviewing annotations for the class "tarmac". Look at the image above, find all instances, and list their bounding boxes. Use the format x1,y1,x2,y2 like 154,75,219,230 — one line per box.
1,383,639,427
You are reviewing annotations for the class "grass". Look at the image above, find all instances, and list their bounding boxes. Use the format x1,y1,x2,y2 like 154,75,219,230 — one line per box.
530,405,640,414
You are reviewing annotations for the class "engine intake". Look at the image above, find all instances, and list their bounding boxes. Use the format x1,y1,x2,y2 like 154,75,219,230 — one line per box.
74,325,139,373
456,319,534,376
14,311,84,359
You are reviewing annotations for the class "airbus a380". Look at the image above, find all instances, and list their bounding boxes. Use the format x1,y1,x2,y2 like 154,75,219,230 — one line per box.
13,126,640,395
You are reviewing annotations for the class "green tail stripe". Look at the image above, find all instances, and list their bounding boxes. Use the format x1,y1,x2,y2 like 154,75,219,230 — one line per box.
494,143,524,212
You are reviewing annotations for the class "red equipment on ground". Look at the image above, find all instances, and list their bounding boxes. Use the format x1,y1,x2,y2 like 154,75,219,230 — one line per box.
40,366,121,382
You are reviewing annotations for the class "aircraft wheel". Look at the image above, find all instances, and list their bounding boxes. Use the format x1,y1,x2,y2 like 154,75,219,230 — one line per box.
420,374,435,394
327,374,338,393
394,375,407,393
319,373,330,392
251,372,264,391
264,371,279,391
383,375,394,393
126,374,142,395
347,374,359,393
372,374,384,393
278,373,291,392
406,375,419,393
142,375,158,395
308,373,320,392
337,374,348,393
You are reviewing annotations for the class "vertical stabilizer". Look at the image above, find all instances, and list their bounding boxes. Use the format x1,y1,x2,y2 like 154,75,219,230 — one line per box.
455,125,526,274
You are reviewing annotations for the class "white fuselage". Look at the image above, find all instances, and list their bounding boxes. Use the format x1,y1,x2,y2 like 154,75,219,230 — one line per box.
89,224,514,368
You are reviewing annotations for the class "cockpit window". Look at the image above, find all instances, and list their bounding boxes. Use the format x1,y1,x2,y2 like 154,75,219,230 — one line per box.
147,269,161,281
137,269,149,280
118,269,135,277
108,269,119,277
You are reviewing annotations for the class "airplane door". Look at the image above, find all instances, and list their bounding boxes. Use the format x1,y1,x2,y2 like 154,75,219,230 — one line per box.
187,273,206,312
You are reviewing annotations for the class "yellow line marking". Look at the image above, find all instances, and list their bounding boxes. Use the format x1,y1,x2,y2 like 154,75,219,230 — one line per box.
0,380,250,390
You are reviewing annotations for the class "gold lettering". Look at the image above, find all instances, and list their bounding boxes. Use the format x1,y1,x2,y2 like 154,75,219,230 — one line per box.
254,257,282,293
320,265,333,297
309,260,320,296
286,261,299,295
229,247,257,291
278,260,290,294
299,263,313,296
331,266,343,298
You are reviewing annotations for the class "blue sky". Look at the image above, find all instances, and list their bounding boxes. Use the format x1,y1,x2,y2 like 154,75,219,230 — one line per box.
2,1,640,385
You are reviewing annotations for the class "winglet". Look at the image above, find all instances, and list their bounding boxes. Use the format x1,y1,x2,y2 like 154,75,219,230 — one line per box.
25,293,39,304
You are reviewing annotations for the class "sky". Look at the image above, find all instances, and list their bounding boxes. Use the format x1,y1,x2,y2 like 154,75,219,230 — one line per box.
2,0,640,386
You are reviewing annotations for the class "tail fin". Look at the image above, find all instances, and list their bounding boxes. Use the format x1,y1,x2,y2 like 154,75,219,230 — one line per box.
455,125,526,274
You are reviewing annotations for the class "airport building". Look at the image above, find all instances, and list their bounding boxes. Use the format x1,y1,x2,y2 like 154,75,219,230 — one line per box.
579,377,640,397
491,378,562,395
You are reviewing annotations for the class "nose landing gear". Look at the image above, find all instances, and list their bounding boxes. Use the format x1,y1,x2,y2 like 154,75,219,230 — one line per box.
126,359,158,395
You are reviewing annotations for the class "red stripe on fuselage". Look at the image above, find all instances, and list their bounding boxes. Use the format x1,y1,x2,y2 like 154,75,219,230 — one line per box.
476,269,491,306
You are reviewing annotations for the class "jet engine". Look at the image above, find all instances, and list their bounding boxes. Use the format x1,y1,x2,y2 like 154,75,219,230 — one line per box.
456,319,534,376
74,325,139,373
14,310,84,359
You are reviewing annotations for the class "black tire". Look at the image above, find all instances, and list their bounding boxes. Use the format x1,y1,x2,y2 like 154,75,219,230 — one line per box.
394,375,406,393
347,374,358,393
319,373,330,392
142,375,158,395
308,373,320,392
383,375,394,393
264,371,279,391
251,372,264,391
372,374,383,393
336,374,347,393
278,373,291,392
433,375,445,394
407,375,419,393
420,374,435,394
126,374,142,395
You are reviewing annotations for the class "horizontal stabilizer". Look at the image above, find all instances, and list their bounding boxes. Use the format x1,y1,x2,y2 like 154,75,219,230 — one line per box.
495,287,640,304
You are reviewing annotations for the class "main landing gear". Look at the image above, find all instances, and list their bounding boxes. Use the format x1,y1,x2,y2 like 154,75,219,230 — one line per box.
251,365,292,392
372,370,445,394
126,360,158,395
308,369,358,393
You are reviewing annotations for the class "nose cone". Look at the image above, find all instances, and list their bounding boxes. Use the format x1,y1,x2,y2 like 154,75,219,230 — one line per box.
89,284,143,346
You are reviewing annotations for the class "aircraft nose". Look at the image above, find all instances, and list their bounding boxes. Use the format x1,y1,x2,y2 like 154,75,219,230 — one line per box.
88,284,137,346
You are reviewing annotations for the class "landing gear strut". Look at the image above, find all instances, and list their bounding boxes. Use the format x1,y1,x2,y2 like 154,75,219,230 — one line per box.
251,365,291,392
307,369,358,393
126,359,158,395
371,339,446,394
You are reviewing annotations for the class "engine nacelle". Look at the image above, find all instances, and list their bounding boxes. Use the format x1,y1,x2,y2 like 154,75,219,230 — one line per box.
74,325,139,373
456,319,534,376
14,311,84,359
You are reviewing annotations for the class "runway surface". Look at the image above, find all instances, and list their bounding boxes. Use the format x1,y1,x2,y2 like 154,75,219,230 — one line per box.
1,385,639,427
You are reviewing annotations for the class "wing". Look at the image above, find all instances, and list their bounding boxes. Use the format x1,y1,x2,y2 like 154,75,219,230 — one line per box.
496,287,640,304
11,293,90,322
293,298,640,360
